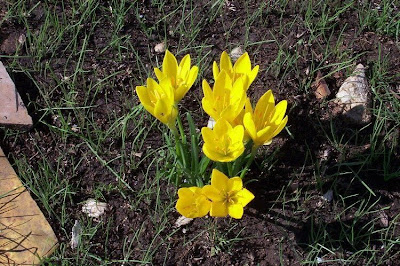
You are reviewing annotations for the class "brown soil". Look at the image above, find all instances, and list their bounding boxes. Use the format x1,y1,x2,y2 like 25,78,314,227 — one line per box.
1,1,400,265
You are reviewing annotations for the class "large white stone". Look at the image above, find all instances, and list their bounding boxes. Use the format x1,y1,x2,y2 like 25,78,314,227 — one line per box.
335,64,370,124
0,61,33,127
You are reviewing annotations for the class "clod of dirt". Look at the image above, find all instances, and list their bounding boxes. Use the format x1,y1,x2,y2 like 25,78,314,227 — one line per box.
313,71,331,99
230,46,244,61
334,64,371,124
174,215,193,227
0,32,24,54
70,220,82,249
82,199,108,218
154,42,166,53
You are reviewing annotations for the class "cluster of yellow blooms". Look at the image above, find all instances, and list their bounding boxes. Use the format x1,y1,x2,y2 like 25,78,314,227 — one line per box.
136,50,288,219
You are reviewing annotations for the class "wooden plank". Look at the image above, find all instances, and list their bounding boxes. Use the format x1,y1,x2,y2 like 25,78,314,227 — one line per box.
0,151,58,265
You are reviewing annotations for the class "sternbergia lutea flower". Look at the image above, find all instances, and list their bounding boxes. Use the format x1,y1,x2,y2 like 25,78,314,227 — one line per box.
212,51,259,91
202,169,254,219
176,187,211,218
136,78,178,130
201,118,245,162
243,90,288,147
154,50,198,102
202,71,247,125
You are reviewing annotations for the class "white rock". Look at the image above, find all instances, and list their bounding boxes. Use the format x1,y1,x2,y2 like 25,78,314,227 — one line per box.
207,117,216,129
70,220,82,249
322,189,333,202
230,46,244,61
154,42,165,53
174,215,193,227
335,64,370,124
82,199,108,218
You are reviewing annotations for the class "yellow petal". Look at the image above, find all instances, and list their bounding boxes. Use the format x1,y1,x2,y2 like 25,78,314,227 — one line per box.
178,187,194,198
154,67,164,82
203,185,224,202
243,112,257,141
220,51,233,72
211,169,229,192
202,98,217,120
178,54,191,78
203,144,223,162
186,66,198,88
202,79,213,99
213,61,220,81
197,197,211,217
254,90,275,128
229,125,244,144
228,203,244,219
272,115,288,138
246,65,259,89
210,201,228,217
136,86,152,109
236,188,255,207
233,52,251,73
227,177,243,192
213,119,231,136
270,100,287,124
163,50,178,79
201,127,216,145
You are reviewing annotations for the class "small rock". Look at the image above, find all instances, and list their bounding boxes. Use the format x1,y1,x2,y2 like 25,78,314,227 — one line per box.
379,211,389,227
313,71,331,99
70,220,82,249
322,189,333,202
174,215,193,227
207,117,216,129
1,32,22,54
335,64,370,124
154,42,165,53
230,46,244,61
82,199,108,218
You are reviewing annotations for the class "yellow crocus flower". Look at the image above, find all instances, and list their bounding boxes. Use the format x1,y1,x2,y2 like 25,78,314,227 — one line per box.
201,118,245,162
202,169,254,219
213,51,259,91
243,90,288,147
136,78,178,130
154,50,199,102
202,71,247,124
176,187,211,218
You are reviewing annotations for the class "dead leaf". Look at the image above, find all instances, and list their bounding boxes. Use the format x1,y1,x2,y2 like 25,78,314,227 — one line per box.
314,71,331,99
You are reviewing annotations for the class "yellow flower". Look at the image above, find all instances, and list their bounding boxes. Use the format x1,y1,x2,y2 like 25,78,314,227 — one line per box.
201,118,245,162
243,90,288,147
136,78,178,129
176,187,211,218
154,50,199,102
213,51,259,91
203,169,254,219
202,71,247,124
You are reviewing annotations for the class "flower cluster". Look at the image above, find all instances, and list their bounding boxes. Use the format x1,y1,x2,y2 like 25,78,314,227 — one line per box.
176,169,254,219
135,50,288,219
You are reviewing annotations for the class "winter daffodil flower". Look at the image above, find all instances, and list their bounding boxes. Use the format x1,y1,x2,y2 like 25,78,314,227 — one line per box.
243,90,288,147
213,51,259,91
136,78,178,130
203,169,254,219
201,118,245,162
154,50,199,102
202,71,247,125
176,187,211,218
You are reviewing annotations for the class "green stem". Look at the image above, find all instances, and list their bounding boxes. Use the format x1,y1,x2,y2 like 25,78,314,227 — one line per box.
239,145,259,179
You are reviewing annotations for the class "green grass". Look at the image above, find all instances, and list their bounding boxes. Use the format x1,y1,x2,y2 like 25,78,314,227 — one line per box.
1,0,400,264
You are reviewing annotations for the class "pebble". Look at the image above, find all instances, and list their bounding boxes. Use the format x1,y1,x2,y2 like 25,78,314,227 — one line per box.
174,215,193,227
230,46,244,61
82,199,108,218
154,42,165,53
335,64,370,124
322,189,333,202
314,71,331,99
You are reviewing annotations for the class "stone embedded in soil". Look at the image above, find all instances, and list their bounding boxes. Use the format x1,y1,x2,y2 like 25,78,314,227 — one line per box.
154,42,166,53
0,32,23,54
0,61,33,128
230,46,244,61
313,71,331,99
82,198,108,218
334,64,371,124
0,147,58,265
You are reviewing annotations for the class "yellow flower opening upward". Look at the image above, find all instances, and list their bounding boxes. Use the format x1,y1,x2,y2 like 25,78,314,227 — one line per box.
243,90,288,147
136,78,178,130
202,71,247,124
201,119,245,162
212,51,259,91
154,50,199,102
176,187,211,218
203,169,254,219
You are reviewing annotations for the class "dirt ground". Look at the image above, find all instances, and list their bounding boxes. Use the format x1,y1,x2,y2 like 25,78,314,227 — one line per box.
1,1,400,265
